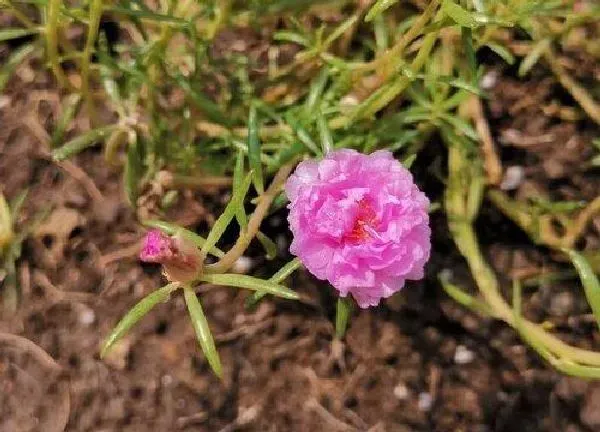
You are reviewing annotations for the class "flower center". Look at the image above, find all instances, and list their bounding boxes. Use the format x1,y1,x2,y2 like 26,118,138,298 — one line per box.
345,200,378,242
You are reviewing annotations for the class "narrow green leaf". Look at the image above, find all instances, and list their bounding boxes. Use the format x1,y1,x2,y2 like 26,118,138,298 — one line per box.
273,31,310,47
285,113,321,155
101,283,178,358
51,94,82,148
233,149,248,229
365,0,399,22
247,104,264,194
373,13,389,52
440,278,493,316
442,0,477,28
0,43,35,93
402,153,417,168
142,220,224,258
565,249,600,331
52,125,117,161
388,130,421,151
549,358,600,379
256,231,277,260
268,141,305,172
317,111,333,154
271,258,302,284
441,77,482,96
441,89,472,110
485,42,515,65
0,193,13,251
98,62,123,110
518,39,550,77
183,286,222,378
461,27,477,82
441,114,479,141
324,15,358,48
175,75,231,126
248,258,302,307
335,296,353,339
305,68,329,115
199,273,299,300
0,28,39,43
201,172,253,257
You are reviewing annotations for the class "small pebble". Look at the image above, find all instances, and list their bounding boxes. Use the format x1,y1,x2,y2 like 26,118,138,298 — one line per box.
79,307,95,326
418,392,432,411
232,256,253,274
500,166,525,191
161,374,173,387
393,382,409,400
480,70,498,90
454,345,475,365
550,291,575,317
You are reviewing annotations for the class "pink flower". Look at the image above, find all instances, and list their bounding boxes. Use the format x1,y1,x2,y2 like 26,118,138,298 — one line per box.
286,149,430,308
140,230,201,282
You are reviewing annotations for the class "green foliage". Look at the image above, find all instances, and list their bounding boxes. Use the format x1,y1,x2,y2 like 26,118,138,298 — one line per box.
183,285,222,378
101,283,179,358
335,297,353,339
3,0,599,379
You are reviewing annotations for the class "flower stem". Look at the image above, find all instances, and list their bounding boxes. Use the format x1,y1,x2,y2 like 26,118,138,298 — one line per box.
205,163,295,274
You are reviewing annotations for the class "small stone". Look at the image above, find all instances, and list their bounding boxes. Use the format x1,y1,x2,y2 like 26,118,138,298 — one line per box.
480,70,498,90
500,166,525,191
454,345,475,365
78,307,95,326
238,406,259,425
418,392,432,411
550,291,576,317
393,382,409,400
232,256,253,274
161,374,174,387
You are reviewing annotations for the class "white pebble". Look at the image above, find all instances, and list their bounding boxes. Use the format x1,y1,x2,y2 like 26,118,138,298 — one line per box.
418,392,432,411
393,382,409,400
454,345,475,365
161,374,173,387
500,166,525,191
232,256,253,274
480,70,498,90
79,307,95,326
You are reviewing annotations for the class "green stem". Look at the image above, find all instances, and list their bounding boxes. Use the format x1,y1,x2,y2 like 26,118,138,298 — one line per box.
46,0,66,87
205,163,295,274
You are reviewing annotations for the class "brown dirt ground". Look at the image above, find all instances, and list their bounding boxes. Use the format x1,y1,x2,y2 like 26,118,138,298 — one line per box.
2,36,600,432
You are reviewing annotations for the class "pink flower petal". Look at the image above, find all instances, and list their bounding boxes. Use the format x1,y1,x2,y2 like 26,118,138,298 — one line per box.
286,149,431,308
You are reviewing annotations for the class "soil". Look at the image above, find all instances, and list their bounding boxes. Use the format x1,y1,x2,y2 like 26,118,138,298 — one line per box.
2,31,600,432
